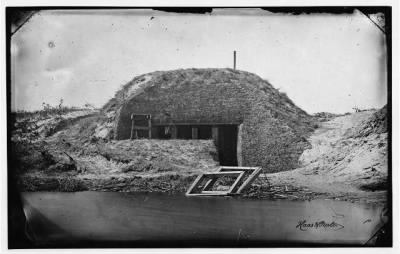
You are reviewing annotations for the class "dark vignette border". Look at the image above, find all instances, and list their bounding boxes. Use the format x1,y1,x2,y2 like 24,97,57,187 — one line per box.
5,6,393,249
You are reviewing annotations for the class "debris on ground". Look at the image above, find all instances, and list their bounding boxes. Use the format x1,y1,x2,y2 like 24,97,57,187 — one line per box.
10,104,388,205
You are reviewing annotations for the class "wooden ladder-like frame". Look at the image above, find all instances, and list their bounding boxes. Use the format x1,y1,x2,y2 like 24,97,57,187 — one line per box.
186,166,262,196
130,114,152,139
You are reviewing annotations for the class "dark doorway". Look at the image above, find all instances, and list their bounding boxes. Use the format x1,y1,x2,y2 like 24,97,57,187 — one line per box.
153,124,238,166
155,126,172,139
177,126,192,139
217,125,238,166
198,126,212,139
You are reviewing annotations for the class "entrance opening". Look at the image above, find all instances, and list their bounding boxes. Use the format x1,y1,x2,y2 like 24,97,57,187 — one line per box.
155,126,172,139
152,124,239,166
217,125,238,166
177,126,192,139
198,126,212,139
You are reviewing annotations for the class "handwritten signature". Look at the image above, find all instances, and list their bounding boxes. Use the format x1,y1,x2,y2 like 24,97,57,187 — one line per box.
296,220,344,231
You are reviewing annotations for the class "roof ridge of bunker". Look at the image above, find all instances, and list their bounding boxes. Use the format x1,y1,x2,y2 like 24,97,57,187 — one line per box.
103,68,315,173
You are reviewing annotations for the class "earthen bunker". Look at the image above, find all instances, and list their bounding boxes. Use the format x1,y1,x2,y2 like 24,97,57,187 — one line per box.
103,68,314,173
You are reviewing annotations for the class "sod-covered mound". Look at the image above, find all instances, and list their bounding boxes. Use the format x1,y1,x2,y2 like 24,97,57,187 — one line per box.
103,68,315,172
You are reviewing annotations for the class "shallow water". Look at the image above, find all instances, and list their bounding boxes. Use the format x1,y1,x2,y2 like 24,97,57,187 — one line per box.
21,191,385,246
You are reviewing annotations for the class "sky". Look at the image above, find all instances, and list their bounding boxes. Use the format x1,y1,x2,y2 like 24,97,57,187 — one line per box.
11,8,387,114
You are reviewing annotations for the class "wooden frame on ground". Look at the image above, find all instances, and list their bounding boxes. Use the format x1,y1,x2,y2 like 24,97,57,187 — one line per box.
217,166,262,194
185,171,245,196
185,167,262,196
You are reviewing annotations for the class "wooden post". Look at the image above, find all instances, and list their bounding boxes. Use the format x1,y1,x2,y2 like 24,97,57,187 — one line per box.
148,115,152,139
212,126,219,145
130,114,135,140
237,124,243,166
192,127,198,139
233,51,236,70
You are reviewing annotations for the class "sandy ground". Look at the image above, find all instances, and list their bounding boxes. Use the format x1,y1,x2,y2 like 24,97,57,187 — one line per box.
12,108,388,205
264,111,388,204
12,109,220,193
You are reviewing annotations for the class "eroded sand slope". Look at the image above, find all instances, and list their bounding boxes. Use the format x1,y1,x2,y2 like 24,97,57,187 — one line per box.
266,109,387,203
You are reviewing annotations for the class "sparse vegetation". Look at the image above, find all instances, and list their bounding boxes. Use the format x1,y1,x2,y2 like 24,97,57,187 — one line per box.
12,104,219,192
9,70,387,204
268,106,388,204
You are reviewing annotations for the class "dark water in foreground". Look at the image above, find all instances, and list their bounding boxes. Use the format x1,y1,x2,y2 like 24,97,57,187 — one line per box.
21,192,385,247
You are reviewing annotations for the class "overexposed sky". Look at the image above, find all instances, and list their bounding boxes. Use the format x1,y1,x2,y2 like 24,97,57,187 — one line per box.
11,8,387,114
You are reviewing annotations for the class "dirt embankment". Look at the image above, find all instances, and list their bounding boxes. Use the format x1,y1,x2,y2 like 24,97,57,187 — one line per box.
11,106,388,205
11,109,219,193
263,107,388,204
